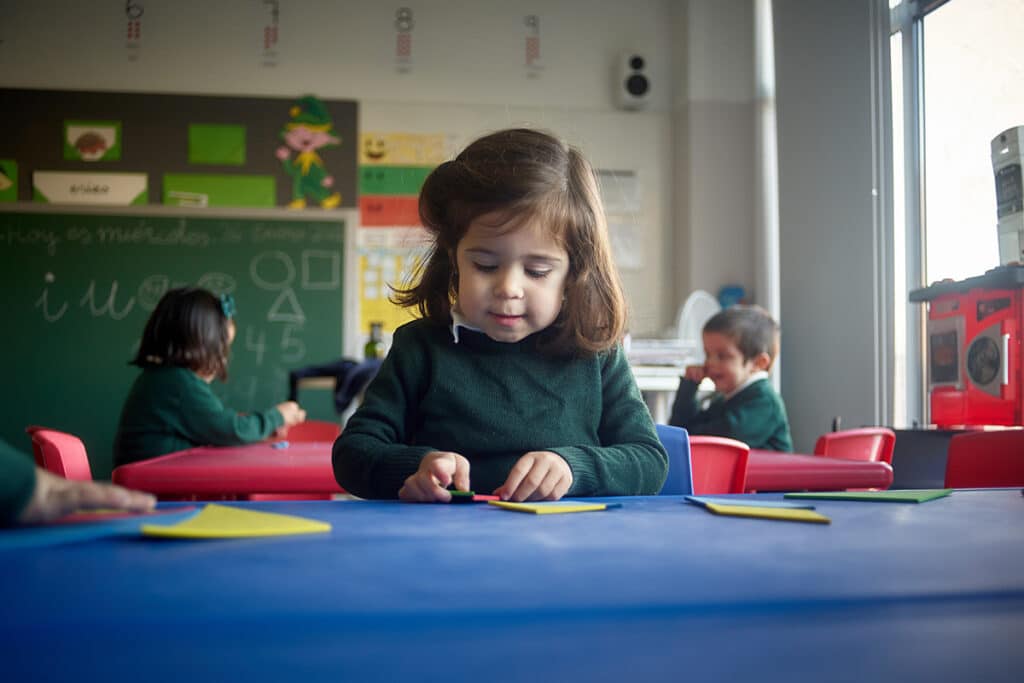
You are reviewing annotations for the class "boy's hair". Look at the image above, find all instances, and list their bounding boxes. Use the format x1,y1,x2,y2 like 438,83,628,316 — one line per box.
392,127,627,357
703,305,781,364
131,287,233,380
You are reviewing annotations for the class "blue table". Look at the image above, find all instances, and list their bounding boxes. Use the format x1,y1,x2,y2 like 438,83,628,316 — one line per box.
3,491,1022,681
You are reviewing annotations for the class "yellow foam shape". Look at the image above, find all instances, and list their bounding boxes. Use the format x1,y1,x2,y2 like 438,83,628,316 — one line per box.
488,500,610,514
141,503,331,539
703,501,831,524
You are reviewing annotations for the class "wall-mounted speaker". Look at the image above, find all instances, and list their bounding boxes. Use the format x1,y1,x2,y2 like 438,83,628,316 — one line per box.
615,52,650,110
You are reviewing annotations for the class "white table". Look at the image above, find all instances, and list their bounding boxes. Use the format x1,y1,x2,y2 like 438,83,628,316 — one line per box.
630,364,684,423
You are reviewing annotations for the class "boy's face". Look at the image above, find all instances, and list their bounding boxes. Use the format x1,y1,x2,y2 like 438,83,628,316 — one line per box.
454,213,570,344
701,331,764,395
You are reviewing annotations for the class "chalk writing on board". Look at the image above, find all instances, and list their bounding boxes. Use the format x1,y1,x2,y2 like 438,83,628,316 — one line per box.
302,250,341,290
137,275,171,310
267,289,306,324
250,251,294,291
79,281,135,320
35,288,68,322
245,326,267,366
4,222,344,256
280,324,306,363
196,272,238,296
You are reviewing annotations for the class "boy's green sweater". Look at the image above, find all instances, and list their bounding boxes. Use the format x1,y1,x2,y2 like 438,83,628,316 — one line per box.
333,319,668,499
669,377,793,452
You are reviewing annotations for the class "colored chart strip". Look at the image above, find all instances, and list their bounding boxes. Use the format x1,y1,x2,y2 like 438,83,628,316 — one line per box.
360,195,421,227
359,165,432,195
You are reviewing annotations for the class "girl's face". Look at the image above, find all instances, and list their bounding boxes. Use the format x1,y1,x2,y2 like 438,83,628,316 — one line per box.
226,319,237,346
701,331,761,395
454,214,570,343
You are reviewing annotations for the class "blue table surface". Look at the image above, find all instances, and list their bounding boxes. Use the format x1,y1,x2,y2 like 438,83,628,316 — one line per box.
2,490,1022,681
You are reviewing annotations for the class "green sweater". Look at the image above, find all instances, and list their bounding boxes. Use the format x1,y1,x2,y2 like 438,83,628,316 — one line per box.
669,377,793,452
0,439,36,525
113,366,285,466
333,319,668,499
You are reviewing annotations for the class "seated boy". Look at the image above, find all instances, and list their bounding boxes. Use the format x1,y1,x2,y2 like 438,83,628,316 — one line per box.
668,305,792,451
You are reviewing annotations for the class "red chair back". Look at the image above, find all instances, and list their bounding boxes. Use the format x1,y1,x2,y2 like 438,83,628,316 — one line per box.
280,420,342,443
688,435,749,494
944,429,1024,488
813,427,896,465
24,426,93,481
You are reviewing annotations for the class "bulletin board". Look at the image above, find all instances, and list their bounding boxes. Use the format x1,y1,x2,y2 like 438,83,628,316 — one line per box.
0,88,357,210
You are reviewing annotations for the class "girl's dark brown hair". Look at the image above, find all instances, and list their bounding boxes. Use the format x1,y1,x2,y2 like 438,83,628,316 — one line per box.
131,287,233,380
392,127,627,356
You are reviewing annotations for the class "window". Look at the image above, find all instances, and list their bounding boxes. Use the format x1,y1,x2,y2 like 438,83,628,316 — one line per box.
890,0,1024,425
921,0,1023,283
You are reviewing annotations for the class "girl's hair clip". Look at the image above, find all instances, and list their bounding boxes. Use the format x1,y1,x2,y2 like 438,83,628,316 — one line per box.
220,293,236,319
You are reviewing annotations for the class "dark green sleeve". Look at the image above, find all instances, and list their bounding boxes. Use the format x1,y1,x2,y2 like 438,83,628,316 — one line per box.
553,345,669,496
175,376,285,446
332,324,435,499
673,382,793,452
0,439,37,525
668,378,702,427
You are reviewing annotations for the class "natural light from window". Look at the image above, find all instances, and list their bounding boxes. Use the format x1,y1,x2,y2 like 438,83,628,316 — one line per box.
891,29,907,427
923,0,1024,284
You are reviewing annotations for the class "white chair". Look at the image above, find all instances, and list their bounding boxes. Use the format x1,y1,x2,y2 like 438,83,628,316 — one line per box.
674,289,721,362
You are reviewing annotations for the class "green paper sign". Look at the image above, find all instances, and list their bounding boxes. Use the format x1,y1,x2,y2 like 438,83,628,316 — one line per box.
189,124,247,165
0,159,17,202
163,173,275,208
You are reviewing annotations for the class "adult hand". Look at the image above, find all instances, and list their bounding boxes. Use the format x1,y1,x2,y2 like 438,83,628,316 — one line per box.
19,468,156,524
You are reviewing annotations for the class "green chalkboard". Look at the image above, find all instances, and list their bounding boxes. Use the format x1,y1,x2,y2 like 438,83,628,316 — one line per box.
1,210,345,479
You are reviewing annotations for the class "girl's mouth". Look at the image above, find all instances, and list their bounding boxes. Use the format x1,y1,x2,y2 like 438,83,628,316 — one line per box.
491,313,522,327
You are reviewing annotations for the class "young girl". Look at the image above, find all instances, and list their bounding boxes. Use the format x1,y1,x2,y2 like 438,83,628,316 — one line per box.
333,128,668,502
113,287,306,466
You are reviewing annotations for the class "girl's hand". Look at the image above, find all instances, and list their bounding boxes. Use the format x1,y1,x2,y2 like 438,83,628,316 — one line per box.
494,451,572,502
399,451,470,503
683,365,706,383
276,401,307,427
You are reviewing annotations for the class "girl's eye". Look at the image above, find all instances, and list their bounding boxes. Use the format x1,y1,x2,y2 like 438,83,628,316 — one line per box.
526,269,551,279
472,262,497,273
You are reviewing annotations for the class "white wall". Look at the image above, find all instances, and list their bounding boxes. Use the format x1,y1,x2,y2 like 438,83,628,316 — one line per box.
0,0,681,335
681,1,757,302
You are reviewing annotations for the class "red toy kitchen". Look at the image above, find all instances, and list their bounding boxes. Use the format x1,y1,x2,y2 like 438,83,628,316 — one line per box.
910,265,1024,427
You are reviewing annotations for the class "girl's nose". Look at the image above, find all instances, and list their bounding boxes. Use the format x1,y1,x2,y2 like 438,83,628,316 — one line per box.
493,268,524,299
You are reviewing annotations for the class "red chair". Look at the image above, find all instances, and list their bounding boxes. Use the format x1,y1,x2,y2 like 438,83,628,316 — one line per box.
813,427,896,465
944,429,1024,488
277,420,341,443
688,435,749,494
24,426,93,481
